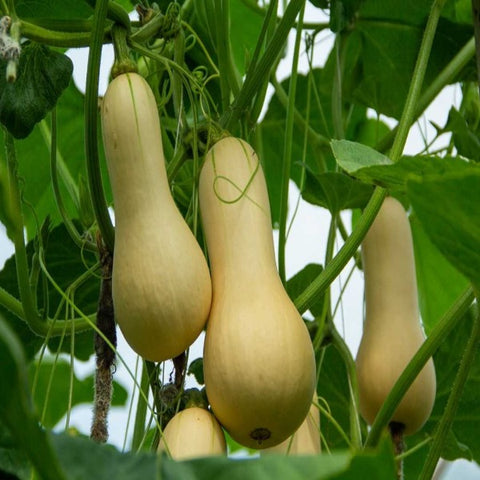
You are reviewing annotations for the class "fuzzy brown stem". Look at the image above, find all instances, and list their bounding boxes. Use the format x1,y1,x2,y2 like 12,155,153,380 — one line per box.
389,421,406,480
91,238,116,443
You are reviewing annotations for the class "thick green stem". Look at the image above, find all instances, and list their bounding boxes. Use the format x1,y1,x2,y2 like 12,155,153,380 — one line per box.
388,0,447,162
220,0,305,129
277,3,304,284
365,287,475,448
85,0,115,253
20,20,110,47
418,296,480,480
294,187,386,314
111,24,137,77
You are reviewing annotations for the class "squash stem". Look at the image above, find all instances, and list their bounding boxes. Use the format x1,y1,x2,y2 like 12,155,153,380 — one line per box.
388,0,447,163
220,0,305,129
365,286,475,448
418,298,480,480
277,1,304,284
294,187,386,314
85,0,115,253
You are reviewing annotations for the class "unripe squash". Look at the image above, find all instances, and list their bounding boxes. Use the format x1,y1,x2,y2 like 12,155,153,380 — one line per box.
158,407,227,460
356,196,436,435
199,136,316,449
263,393,321,455
101,72,212,362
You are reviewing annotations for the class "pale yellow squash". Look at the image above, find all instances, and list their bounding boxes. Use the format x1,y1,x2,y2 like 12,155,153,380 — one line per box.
101,72,212,362
199,136,316,449
158,407,226,460
262,393,321,455
356,196,436,435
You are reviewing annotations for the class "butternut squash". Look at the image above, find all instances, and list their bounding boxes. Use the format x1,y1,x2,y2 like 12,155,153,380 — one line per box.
101,72,212,362
262,393,321,455
158,406,226,460
356,196,436,435
199,136,316,449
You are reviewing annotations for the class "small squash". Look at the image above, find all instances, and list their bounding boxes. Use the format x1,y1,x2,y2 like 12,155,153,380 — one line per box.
263,393,321,455
158,406,226,460
199,136,316,449
101,72,212,362
356,196,436,435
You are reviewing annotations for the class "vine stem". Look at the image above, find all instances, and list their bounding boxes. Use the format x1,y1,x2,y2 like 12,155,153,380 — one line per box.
85,0,115,253
365,286,475,448
277,2,304,284
418,295,480,480
220,0,305,129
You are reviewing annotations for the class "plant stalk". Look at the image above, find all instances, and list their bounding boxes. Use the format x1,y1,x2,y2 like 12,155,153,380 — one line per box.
85,0,115,253
418,296,480,480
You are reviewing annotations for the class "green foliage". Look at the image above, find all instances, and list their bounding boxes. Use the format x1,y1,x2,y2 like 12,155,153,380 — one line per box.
407,171,480,288
0,44,73,139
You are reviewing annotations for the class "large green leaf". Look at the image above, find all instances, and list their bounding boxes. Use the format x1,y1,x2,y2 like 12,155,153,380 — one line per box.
407,171,480,288
341,0,474,118
411,215,469,333
29,359,128,429
15,0,93,19
302,171,374,213
0,223,99,361
332,139,478,192
0,44,73,139
0,81,110,240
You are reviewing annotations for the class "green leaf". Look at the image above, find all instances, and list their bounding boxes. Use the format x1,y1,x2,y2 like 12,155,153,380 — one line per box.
340,3,474,118
443,107,480,162
317,345,360,450
229,0,264,75
331,139,392,173
0,314,68,480
0,447,30,480
52,433,158,480
187,357,204,385
411,215,469,333
29,359,128,429
302,171,374,213
15,0,93,19
407,171,480,288
160,438,395,479
0,223,99,362
286,263,324,317
332,140,477,192
0,43,73,139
